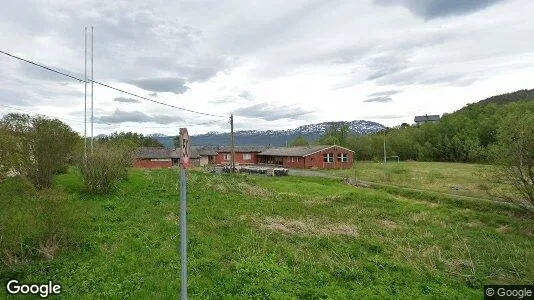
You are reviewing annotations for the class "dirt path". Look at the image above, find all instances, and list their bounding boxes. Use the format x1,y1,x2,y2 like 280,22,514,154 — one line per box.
287,169,341,179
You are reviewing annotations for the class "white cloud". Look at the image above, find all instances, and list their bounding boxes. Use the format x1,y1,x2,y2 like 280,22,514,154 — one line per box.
0,0,533,135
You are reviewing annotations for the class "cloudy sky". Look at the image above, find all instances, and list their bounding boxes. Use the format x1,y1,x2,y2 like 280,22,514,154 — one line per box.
0,0,533,135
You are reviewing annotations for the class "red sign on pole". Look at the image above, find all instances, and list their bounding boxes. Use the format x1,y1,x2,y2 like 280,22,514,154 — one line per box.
179,128,190,169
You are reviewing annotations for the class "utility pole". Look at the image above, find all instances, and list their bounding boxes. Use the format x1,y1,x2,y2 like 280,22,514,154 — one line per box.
230,114,235,173
84,26,87,159
90,26,94,154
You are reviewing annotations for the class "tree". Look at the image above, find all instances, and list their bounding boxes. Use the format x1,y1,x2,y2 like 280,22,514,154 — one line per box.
318,123,350,146
0,114,34,179
288,136,309,147
339,98,533,164
100,131,163,149
0,125,19,180
0,113,80,188
31,117,80,187
495,113,534,209
141,137,164,147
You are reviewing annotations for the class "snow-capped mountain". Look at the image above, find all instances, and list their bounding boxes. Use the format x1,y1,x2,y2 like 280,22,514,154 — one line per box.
153,120,385,148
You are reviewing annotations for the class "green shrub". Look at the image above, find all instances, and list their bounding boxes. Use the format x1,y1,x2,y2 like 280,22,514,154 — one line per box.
0,179,85,266
0,113,80,188
79,145,132,194
0,176,36,200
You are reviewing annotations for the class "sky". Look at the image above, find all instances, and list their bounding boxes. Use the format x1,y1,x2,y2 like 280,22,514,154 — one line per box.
0,0,533,136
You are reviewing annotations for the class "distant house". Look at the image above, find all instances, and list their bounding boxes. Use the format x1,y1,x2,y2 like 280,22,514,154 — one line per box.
414,114,440,125
134,147,179,169
257,145,354,169
190,146,218,167
215,146,267,165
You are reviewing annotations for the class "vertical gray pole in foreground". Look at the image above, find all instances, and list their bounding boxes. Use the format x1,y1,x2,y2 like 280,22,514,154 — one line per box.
179,166,187,299
179,127,190,300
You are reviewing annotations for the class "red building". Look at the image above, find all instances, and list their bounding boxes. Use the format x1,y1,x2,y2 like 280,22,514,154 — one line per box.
133,145,354,170
133,147,179,169
215,146,266,165
257,145,354,169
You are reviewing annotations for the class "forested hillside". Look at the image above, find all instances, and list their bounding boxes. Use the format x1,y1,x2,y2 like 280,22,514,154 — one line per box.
334,95,534,163
478,89,534,105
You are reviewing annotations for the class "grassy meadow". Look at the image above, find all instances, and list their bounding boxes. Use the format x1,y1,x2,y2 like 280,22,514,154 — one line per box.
1,166,533,299
322,161,518,201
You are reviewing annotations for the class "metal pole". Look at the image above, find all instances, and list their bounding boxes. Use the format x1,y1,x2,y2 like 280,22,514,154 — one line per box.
90,26,94,154
179,166,188,299
84,27,87,158
230,114,235,173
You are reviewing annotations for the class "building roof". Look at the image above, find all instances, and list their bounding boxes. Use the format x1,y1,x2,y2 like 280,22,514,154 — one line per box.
190,146,218,158
217,146,267,153
258,145,354,157
414,114,440,122
136,147,179,159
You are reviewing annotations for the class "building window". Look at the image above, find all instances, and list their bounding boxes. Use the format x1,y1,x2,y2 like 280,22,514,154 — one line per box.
291,157,296,162
224,154,231,161
150,158,171,162
338,153,348,162
323,153,333,163
243,153,252,160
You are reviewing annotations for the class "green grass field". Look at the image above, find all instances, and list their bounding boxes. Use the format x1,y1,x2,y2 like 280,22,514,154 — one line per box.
1,166,533,299
323,161,518,201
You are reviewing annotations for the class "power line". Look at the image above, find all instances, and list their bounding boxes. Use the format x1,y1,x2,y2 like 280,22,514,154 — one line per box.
0,49,227,118
0,104,227,129
92,80,225,118
96,118,227,129
0,104,87,125
0,50,84,83
185,118,229,127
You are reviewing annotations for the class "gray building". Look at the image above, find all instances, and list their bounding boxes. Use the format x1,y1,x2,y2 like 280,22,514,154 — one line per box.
190,146,218,167
414,114,440,125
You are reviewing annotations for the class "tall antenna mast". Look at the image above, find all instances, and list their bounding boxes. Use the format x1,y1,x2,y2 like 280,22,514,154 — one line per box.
90,26,94,153
84,26,87,158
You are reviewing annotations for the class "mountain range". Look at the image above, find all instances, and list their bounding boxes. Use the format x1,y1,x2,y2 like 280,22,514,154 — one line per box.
151,120,385,148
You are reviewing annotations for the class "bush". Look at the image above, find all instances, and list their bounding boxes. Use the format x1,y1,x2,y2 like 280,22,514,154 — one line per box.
0,113,80,188
494,113,534,209
79,145,132,194
0,176,36,198
0,177,85,266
